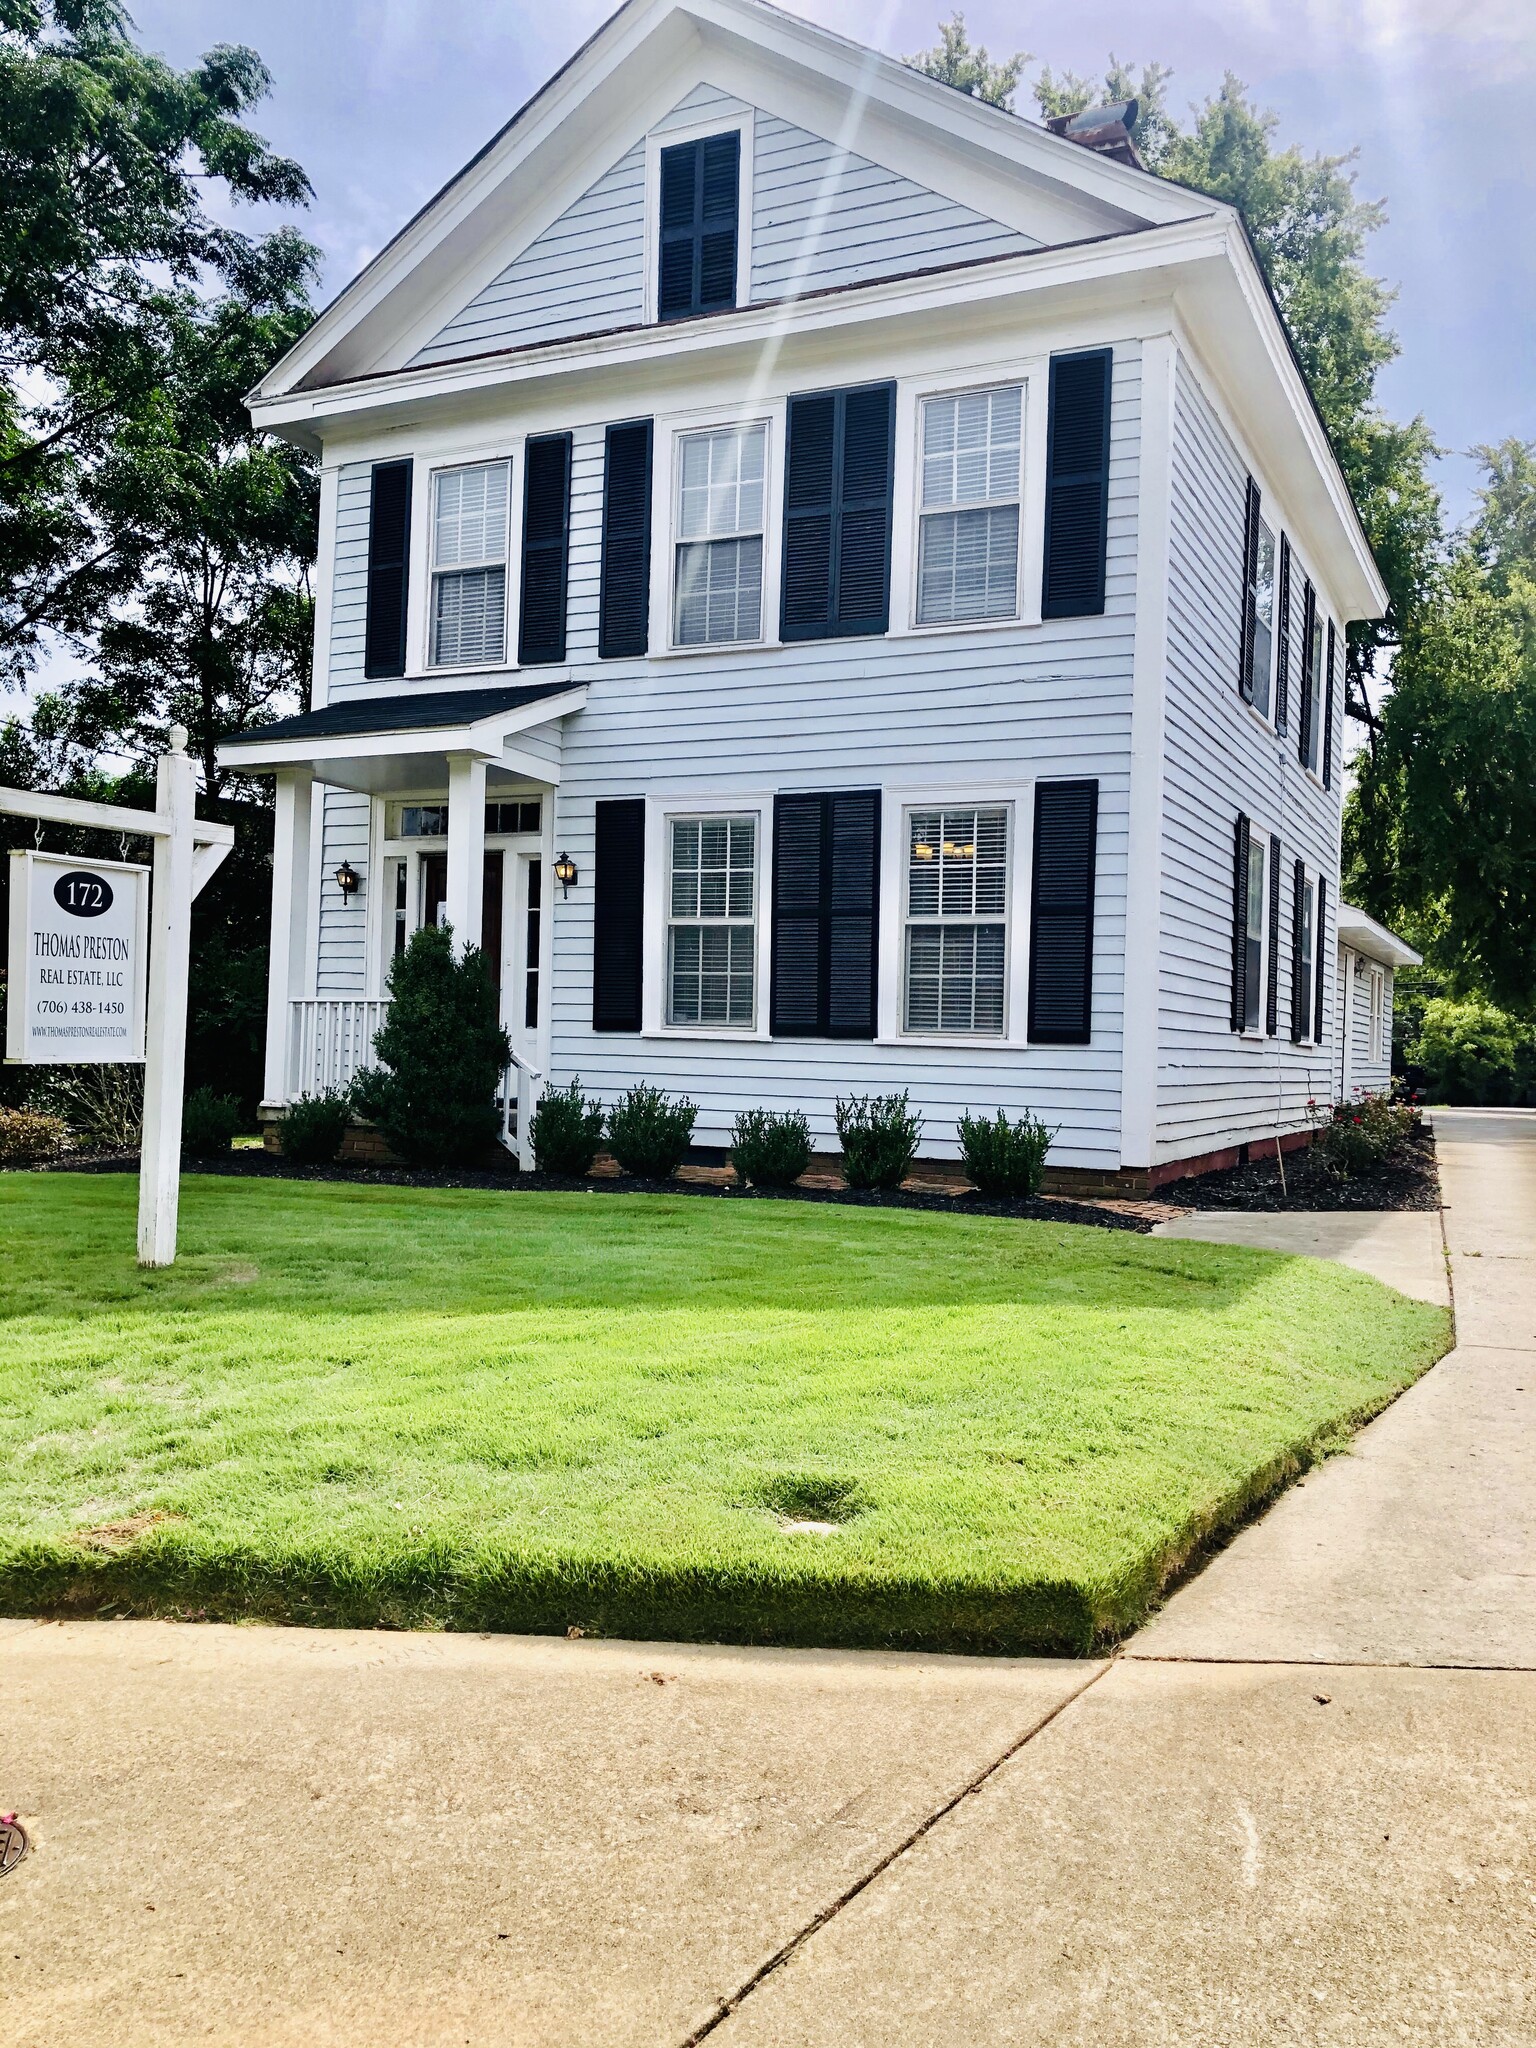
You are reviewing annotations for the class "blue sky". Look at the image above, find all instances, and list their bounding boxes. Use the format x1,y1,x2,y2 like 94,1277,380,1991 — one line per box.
133,0,1535,530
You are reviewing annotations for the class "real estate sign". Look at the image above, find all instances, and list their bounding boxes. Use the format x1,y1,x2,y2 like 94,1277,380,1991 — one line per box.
6,849,149,1064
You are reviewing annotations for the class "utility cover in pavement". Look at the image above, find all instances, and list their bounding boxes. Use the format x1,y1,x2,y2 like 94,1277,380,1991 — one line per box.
0,1814,28,1875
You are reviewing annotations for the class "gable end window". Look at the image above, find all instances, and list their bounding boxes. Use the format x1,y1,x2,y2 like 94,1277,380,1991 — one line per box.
430,461,508,669
781,382,896,642
916,385,1022,627
364,459,413,679
658,133,740,322
673,423,766,646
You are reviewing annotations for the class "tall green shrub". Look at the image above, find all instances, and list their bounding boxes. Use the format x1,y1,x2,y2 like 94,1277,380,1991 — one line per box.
530,1079,606,1177
958,1108,1055,1199
351,924,510,1166
606,1085,697,1179
1408,997,1536,1106
835,1091,921,1190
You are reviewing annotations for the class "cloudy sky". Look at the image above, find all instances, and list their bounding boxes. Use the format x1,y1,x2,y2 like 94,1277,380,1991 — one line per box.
132,0,1535,529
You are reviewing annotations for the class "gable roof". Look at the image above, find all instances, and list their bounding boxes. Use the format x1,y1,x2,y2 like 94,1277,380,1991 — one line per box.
252,0,1213,400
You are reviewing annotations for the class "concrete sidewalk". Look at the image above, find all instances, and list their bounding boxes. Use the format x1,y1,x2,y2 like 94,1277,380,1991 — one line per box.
3,1112,1532,2045
1152,1203,1449,1305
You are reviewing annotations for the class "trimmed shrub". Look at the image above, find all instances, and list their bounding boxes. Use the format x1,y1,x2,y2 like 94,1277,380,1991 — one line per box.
182,1086,240,1157
606,1084,697,1179
730,1108,812,1189
0,1106,67,1165
1311,1092,1419,1179
530,1079,606,1177
835,1090,921,1190
958,1108,1056,1199
351,923,511,1166
282,1089,354,1166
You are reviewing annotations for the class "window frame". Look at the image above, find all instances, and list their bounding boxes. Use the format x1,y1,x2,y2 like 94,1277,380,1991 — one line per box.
912,383,1026,631
425,456,514,672
1247,514,1278,724
899,800,1014,1039
642,111,754,326
407,440,522,678
1294,864,1318,1045
640,793,774,1038
876,782,1032,1045
1304,603,1327,779
652,405,782,655
891,364,1048,637
663,811,760,1031
1236,821,1279,1041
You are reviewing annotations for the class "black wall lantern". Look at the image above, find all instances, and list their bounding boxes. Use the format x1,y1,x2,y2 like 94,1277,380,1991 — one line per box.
334,859,361,901
553,851,578,897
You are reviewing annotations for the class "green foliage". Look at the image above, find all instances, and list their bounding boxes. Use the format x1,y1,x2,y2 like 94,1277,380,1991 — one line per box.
1310,1093,1417,1179
605,1083,697,1179
729,1107,812,1188
1406,997,1536,1107
1470,437,1536,595
0,0,314,687
0,1176,1449,1652
958,1107,1055,1199
181,1085,239,1157
281,1089,353,1166
0,1105,65,1163
351,923,510,1167
835,1091,921,1190
529,1078,606,1178
904,12,1025,108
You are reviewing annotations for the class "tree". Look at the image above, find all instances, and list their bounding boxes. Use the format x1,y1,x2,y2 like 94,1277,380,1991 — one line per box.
0,0,312,685
905,12,1025,110
353,925,511,1167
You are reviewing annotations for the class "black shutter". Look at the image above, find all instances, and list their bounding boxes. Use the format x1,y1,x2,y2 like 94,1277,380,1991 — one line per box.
1274,534,1292,734
1314,875,1328,1047
780,383,895,641
598,420,652,659
658,132,739,321
1239,476,1261,703
1027,780,1097,1045
519,432,571,665
1290,858,1307,1041
1322,620,1337,789
363,459,412,679
1266,840,1282,1035
592,799,645,1031
1230,812,1251,1033
1042,349,1112,619
769,790,880,1038
1298,577,1317,767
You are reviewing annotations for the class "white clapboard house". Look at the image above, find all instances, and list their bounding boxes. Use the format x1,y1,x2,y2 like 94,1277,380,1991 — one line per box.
223,0,1407,1191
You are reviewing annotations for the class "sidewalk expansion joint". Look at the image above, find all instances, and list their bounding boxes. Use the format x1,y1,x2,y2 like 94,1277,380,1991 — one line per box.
1123,1652,1536,1672
676,1659,1113,2045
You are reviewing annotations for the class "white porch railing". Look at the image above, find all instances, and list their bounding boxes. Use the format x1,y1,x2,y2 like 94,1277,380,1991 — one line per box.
287,999,389,1099
498,1051,543,1172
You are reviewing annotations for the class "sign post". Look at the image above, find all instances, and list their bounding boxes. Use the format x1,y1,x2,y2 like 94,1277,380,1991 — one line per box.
2,727,233,1265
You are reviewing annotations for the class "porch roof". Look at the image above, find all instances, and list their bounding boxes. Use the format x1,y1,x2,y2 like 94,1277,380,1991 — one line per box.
218,680,586,794
1337,902,1422,971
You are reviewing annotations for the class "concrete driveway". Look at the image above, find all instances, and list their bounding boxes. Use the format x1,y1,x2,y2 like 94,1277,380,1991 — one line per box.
3,1110,1533,2045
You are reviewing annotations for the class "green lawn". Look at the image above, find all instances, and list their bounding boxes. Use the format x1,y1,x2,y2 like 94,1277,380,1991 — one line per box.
0,1175,1449,1654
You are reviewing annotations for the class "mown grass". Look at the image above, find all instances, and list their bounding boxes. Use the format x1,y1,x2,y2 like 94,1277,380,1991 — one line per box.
0,1174,1449,1654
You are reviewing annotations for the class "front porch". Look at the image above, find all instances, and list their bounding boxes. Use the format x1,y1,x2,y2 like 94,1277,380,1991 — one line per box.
220,681,585,1164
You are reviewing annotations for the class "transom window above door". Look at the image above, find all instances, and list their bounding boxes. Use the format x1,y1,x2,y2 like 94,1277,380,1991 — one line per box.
916,385,1022,626
904,805,1010,1033
431,460,510,667
673,423,766,646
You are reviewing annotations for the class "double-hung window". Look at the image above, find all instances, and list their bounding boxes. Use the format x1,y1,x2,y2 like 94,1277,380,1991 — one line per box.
673,424,766,646
904,806,1009,1033
1250,520,1276,719
916,386,1022,626
667,816,757,1026
431,461,510,667
1293,867,1316,1041
1241,831,1270,1035
1304,605,1325,773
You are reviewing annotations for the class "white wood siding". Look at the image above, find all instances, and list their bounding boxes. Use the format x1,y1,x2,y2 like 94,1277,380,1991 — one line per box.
750,110,1035,300
1157,350,1345,1164
316,789,372,996
328,461,372,697
1339,951,1394,1097
407,82,1031,370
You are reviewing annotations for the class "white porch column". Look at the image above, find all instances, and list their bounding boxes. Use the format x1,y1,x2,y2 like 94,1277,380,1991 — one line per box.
262,765,314,1104
445,752,487,956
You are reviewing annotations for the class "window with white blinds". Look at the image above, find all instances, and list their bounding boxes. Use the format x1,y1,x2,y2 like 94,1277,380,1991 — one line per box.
674,424,766,645
431,461,510,667
667,815,757,1026
916,386,1022,626
903,806,1009,1033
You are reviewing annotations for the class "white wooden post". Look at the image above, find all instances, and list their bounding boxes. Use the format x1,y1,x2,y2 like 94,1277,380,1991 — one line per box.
262,765,314,1104
137,728,197,1267
445,752,486,956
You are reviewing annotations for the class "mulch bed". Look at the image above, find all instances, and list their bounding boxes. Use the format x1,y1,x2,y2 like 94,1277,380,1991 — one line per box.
1172,1125,1441,1212
39,1146,1153,1233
